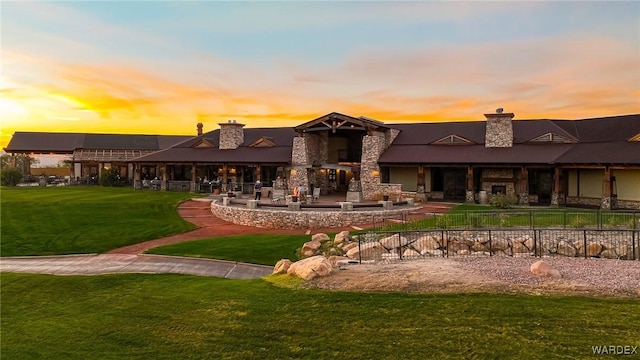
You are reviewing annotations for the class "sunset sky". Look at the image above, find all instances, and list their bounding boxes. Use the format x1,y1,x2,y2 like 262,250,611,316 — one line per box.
1,1,639,149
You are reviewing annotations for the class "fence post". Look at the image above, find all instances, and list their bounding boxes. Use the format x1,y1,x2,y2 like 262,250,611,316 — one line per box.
534,229,538,257
398,233,403,260
583,230,588,258
633,230,637,261
357,236,362,264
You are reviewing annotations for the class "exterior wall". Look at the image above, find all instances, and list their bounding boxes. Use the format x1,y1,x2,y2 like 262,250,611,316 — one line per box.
568,170,579,196
218,122,244,149
389,167,418,191
614,169,640,201
579,170,602,198
327,136,348,163
211,201,412,229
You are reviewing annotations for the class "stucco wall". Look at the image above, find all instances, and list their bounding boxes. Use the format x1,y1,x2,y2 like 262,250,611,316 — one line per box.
568,170,578,197
579,170,603,198
614,169,640,201
390,167,418,191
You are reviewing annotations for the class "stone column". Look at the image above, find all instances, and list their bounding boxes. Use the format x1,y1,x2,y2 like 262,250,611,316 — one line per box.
161,164,167,191
133,163,141,189
601,167,612,210
290,136,310,191
222,164,228,192
360,131,387,200
416,165,426,202
190,163,197,192
519,167,529,205
465,167,475,203
551,167,561,206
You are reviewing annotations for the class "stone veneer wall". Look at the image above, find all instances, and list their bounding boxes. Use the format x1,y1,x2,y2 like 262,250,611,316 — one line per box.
360,130,403,200
211,201,412,229
481,169,516,199
218,122,245,150
485,113,514,148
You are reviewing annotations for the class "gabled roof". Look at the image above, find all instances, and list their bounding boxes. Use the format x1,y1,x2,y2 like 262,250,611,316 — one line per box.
294,112,389,133
4,132,190,153
131,127,297,163
380,114,640,165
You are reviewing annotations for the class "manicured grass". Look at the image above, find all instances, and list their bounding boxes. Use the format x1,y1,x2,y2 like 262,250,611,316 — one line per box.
0,187,199,256
147,233,309,266
2,273,639,360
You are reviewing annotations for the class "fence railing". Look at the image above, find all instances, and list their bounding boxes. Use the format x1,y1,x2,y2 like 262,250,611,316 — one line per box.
373,210,640,232
352,228,639,263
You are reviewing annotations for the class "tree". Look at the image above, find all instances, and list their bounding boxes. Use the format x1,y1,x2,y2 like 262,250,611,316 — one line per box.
0,153,39,175
0,167,23,186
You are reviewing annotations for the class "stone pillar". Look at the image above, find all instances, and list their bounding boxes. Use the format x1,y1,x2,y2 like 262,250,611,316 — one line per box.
190,163,197,192
161,165,167,191
218,121,245,149
222,164,228,192
465,167,475,204
361,131,388,200
133,164,141,189
601,167,612,210
551,167,561,206
255,164,261,181
416,165,426,202
519,167,529,205
290,136,310,191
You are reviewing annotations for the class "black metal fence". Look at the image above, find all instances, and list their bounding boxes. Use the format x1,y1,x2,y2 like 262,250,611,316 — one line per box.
352,228,640,263
372,210,640,232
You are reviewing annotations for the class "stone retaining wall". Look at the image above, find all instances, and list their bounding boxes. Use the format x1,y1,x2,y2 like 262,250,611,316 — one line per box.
211,201,413,229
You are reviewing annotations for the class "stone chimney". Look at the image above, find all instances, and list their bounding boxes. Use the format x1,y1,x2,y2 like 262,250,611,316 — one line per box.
218,120,245,149
484,108,514,148
197,122,203,136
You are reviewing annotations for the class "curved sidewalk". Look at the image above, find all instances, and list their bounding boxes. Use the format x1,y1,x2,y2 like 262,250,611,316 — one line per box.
0,254,273,279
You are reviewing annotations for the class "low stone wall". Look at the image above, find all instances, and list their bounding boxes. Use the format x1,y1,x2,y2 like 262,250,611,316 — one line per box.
210,201,413,229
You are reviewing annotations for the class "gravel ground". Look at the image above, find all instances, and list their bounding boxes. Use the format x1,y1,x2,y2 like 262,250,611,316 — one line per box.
310,256,640,298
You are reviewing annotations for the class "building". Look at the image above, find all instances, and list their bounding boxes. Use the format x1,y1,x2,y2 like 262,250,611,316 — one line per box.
5,111,640,209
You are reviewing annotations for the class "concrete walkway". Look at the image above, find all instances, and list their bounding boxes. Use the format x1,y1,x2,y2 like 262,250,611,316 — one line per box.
0,254,273,279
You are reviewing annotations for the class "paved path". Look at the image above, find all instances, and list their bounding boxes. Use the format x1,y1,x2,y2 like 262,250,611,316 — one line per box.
1,198,456,279
0,254,273,279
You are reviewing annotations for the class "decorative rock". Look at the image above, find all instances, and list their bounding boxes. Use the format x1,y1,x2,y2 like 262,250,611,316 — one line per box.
472,241,489,253
530,260,561,279
512,241,530,254
600,249,619,259
491,238,510,251
413,235,440,252
402,248,420,258
287,255,333,280
346,241,385,260
334,231,350,245
301,240,321,257
379,234,410,249
341,242,358,252
448,241,469,253
273,259,293,274
586,243,603,257
327,255,351,267
556,240,577,257
312,233,331,243
524,237,535,252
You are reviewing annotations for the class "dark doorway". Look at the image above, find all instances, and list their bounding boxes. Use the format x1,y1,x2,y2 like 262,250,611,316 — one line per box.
529,170,553,204
443,169,467,200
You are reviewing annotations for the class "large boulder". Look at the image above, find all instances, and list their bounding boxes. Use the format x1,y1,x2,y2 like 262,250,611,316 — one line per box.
341,242,358,252
272,259,293,274
413,235,440,252
301,240,322,257
491,238,510,251
287,255,333,280
311,233,331,243
334,231,350,245
512,241,530,254
557,240,577,257
586,243,603,257
379,234,410,249
530,260,561,279
346,241,386,261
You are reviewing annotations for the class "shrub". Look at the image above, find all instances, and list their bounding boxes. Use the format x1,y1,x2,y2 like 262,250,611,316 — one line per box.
569,215,589,228
99,167,123,187
0,167,23,186
489,193,517,209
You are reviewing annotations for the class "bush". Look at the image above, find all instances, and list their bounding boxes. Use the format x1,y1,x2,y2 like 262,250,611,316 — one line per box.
99,167,123,187
489,193,517,209
0,167,23,186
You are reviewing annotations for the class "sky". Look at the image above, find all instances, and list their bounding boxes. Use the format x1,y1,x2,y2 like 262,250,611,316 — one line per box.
1,1,639,150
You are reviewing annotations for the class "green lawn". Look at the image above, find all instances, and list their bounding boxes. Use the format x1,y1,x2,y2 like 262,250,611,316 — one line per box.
2,273,639,360
0,187,198,256
147,234,310,266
